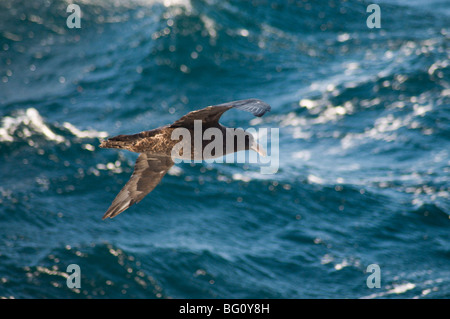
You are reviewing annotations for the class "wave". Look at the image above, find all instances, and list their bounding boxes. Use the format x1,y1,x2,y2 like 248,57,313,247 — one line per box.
0,108,107,145
0,0,449,299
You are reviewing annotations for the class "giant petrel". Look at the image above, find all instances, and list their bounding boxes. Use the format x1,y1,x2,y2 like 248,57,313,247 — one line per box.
99,99,271,219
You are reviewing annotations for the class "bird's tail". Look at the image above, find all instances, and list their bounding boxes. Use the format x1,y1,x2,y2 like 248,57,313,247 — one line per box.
99,134,136,150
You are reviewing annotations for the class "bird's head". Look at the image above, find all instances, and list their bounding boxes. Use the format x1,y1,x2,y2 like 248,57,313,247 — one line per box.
229,128,266,157
247,132,267,157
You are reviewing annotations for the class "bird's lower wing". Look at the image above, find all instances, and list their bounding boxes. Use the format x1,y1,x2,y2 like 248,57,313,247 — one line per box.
102,153,174,219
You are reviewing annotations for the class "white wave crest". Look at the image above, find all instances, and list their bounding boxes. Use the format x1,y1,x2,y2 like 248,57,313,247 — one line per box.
0,108,108,143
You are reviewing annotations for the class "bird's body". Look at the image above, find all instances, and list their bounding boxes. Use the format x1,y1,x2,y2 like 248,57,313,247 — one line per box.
99,98,271,219
100,125,175,155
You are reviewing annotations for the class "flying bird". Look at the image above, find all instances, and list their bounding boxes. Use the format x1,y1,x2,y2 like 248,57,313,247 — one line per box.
99,99,271,219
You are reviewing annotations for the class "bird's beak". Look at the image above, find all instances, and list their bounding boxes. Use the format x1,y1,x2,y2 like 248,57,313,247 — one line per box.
250,141,267,157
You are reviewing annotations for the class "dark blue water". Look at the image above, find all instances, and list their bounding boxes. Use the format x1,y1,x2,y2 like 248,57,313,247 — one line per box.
1,0,449,299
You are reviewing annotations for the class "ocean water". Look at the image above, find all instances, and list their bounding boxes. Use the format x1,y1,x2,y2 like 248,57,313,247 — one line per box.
0,0,449,299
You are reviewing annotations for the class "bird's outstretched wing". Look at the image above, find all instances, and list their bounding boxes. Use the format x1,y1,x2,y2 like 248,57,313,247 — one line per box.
170,98,271,128
102,153,174,219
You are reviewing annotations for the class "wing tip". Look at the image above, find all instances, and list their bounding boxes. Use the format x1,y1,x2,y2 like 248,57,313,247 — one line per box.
220,98,271,117
101,212,111,220
101,210,121,220
102,201,131,220
102,210,114,220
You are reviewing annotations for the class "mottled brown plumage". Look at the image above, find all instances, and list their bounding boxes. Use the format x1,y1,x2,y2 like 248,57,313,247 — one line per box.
99,98,271,219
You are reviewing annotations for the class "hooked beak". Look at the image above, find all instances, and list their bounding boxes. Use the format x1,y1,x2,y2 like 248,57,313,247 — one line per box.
250,141,267,157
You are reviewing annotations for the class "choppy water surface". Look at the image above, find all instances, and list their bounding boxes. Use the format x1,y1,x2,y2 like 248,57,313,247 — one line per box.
0,0,449,298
